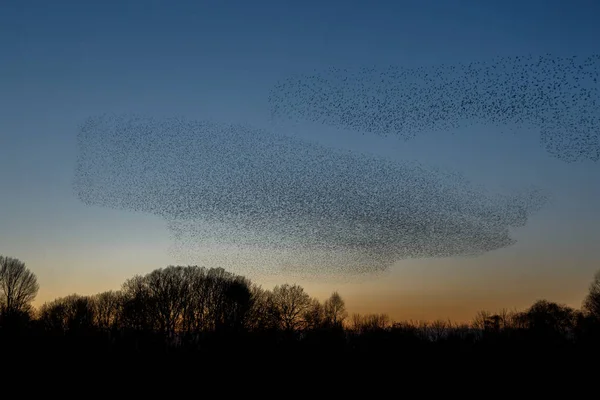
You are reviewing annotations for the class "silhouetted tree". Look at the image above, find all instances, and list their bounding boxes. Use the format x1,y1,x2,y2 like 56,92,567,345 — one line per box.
303,298,325,330
181,265,211,334
93,290,123,331
66,295,96,333
121,274,154,331
220,276,253,332
38,294,97,334
246,285,279,332
38,298,69,333
515,300,576,343
472,308,518,339
202,268,251,332
323,291,348,328
271,284,311,331
146,266,187,336
583,270,600,320
0,256,39,325
116,265,254,339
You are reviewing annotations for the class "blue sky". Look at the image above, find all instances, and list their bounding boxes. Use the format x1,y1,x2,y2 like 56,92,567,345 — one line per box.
1,0,599,320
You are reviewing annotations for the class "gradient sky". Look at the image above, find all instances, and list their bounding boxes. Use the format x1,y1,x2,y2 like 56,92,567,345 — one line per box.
1,0,599,322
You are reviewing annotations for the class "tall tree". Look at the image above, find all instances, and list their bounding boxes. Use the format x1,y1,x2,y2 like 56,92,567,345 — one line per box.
246,285,278,332
121,274,154,331
271,284,311,331
146,266,187,336
583,270,600,319
38,294,97,333
303,298,325,330
323,291,348,327
515,299,576,342
0,255,39,316
93,290,123,331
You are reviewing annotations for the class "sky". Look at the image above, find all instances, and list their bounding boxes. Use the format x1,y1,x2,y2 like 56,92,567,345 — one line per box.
1,0,599,322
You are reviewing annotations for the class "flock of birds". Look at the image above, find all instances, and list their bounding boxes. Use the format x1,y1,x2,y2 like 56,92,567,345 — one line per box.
269,54,600,163
74,54,597,276
75,114,548,276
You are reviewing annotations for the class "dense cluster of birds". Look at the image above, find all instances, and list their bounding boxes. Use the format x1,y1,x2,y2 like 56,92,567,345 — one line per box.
74,114,548,275
269,54,600,163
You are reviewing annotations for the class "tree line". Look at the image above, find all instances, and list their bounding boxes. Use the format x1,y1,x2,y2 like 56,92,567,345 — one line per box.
2,254,600,360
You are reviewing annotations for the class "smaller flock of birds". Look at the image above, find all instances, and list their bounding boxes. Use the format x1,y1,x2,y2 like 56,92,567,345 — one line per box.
269,54,600,163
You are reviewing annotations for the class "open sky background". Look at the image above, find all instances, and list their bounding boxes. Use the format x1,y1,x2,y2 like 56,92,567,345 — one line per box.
1,0,599,322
